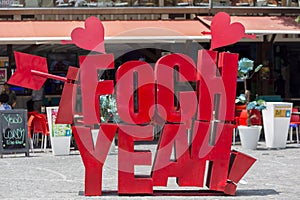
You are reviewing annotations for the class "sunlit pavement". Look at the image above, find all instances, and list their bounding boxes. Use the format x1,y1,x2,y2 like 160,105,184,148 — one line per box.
0,142,300,199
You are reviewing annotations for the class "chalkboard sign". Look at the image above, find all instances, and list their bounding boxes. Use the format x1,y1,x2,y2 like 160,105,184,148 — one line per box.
0,109,29,157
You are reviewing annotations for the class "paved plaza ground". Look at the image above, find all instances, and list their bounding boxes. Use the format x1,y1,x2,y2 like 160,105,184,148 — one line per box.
0,141,300,200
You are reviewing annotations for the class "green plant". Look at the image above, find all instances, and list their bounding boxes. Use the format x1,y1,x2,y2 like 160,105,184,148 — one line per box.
296,15,300,23
100,94,120,123
236,58,265,126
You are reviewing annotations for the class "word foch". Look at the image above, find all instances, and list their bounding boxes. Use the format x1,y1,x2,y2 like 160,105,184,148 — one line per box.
71,50,256,196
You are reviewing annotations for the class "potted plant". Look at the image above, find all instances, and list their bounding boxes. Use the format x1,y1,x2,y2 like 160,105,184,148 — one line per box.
236,58,265,149
100,94,120,151
100,94,120,123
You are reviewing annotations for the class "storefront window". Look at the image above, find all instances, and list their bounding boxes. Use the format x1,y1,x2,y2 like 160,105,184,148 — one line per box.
164,0,193,6
1,0,299,7
45,53,78,95
274,44,300,99
194,0,209,6
133,0,158,6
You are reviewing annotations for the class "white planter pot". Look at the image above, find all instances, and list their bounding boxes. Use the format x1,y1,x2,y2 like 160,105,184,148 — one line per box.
46,107,72,156
262,102,292,149
238,126,262,150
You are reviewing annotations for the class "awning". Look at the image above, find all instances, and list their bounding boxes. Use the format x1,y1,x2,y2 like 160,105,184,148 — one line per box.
197,16,300,35
0,20,211,44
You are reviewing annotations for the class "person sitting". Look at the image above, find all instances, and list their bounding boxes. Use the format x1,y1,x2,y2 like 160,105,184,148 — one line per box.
32,86,44,113
0,94,12,110
56,0,65,4
1,82,16,108
72,0,87,7
56,0,68,6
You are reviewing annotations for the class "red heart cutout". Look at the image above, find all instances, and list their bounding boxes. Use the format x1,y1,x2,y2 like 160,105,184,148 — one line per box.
71,16,105,53
210,12,245,50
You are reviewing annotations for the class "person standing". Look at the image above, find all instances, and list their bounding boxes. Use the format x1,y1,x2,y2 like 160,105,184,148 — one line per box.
274,74,285,98
32,86,44,113
1,82,16,108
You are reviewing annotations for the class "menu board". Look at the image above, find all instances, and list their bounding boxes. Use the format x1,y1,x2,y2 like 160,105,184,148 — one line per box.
0,109,29,157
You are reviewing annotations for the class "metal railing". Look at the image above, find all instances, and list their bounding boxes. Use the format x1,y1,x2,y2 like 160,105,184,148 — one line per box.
0,1,299,21
0,0,299,8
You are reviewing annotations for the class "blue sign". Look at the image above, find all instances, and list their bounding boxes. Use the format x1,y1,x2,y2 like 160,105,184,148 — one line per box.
286,110,291,118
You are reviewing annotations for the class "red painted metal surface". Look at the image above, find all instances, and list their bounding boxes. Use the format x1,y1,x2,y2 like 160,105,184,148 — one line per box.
8,52,48,90
8,49,256,196
70,16,105,53
152,123,203,187
224,150,257,195
155,53,197,123
116,61,155,125
7,14,258,197
191,121,234,191
72,124,118,196
80,54,115,124
209,12,256,50
118,125,153,194
31,69,67,82
56,66,79,124
197,50,238,122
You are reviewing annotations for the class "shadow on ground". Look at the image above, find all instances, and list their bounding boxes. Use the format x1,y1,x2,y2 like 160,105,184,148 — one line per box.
236,189,279,196
79,189,279,197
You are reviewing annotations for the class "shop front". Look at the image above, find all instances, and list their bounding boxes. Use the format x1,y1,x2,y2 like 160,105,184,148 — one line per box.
198,15,300,99
0,16,299,109
0,19,210,110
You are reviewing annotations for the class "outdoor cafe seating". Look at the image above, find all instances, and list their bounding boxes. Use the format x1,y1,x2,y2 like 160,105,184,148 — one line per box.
289,108,300,144
233,107,263,145
27,111,50,151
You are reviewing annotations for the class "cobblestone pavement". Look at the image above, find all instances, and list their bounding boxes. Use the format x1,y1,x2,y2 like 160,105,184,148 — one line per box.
0,142,300,199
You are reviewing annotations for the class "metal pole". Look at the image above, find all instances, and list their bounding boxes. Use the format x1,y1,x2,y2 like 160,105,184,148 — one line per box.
209,0,213,9
31,70,68,82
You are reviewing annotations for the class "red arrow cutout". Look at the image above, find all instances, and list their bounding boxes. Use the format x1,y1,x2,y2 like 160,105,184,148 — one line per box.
8,51,68,90
8,51,80,125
